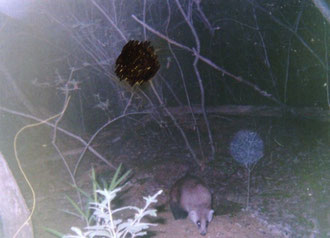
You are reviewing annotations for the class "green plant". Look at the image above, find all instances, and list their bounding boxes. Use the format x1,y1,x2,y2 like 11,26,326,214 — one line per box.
64,188,162,238
67,164,132,227
47,165,162,237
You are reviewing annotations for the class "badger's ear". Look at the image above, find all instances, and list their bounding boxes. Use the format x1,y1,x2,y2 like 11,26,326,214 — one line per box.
188,210,198,223
207,209,214,222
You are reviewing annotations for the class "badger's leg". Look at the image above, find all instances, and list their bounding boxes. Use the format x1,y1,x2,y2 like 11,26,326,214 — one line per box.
170,202,188,219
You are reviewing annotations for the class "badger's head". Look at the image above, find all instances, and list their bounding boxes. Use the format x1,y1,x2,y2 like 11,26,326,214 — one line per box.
188,209,214,236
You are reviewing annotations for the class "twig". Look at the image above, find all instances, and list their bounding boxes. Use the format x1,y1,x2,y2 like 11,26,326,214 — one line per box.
0,106,115,169
132,14,284,106
193,50,215,160
0,63,37,115
132,14,192,52
73,111,150,176
174,0,215,159
165,0,204,158
194,0,215,35
52,72,84,208
123,91,134,115
248,0,326,69
143,0,147,40
13,97,71,238
149,81,199,167
284,4,304,103
158,73,183,106
325,23,330,109
246,167,251,209
91,0,127,42
252,6,278,97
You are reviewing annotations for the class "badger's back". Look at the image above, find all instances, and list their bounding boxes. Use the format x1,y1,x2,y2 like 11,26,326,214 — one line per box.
169,175,211,219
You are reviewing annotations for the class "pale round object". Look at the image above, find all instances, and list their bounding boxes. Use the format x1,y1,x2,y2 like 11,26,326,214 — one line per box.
230,130,264,167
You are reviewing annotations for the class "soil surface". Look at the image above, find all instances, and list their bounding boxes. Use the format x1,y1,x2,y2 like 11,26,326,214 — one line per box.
147,210,286,238
0,114,328,238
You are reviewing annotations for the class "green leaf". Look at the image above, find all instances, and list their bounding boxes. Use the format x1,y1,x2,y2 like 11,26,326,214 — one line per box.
43,227,64,237
109,164,131,190
65,195,88,221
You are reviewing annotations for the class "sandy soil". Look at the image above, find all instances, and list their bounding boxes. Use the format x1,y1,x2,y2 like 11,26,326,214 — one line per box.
147,210,287,238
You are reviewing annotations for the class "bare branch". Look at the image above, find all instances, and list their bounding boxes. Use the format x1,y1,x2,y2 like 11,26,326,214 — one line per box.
0,106,115,169
132,14,283,106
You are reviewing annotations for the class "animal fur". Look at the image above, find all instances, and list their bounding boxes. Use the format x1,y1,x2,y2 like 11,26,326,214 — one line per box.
169,174,214,236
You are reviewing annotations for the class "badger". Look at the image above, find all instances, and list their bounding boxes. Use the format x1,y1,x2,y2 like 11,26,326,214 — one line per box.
169,174,214,236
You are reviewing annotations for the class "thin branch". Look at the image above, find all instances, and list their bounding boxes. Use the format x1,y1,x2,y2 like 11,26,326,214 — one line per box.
73,111,149,176
91,0,127,42
149,81,199,167
284,4,304,103
194,0,215,35
324,21,330,108
0,63,37,115
132,14,284,106
164,0,205,158
0,106,116,169
43,12,105,73
158,74,183,106
143,0,147,41
111,0,118,25
248,0,326,69
252,6,278,97
197,53,285,105
174,0,200,51
123,91,134,115
132,14,192,52
173,0,215,159
51,72,83,209
193,49,216,160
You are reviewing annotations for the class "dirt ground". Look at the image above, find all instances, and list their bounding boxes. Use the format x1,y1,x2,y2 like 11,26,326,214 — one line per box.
0,114,328,238
147,210,287,238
